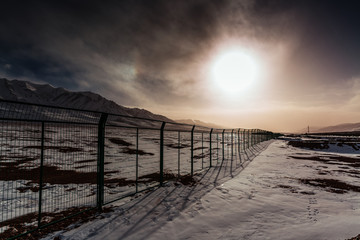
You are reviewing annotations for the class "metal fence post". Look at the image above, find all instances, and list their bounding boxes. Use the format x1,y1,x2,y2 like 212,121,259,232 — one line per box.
263,132,266,141
209,128,213,168
243,130,245,150
249,129,251,147
259,130,261,142
191,125,195,176
244,130,246,150
231,129,234,158
178,131,180,177
160,122,166,186
222,129,225,162
253,129,254,145
255,130,257,144
255,129,257,145
247,129,250,149
252,130,254,146
256,129,258,145
242,129,245,152
97,113,108,210
136,128,139,193
38,121,45,227
253,129,256,145
259,130,261,143
231,129,234,174
253,130,255,146
237,129,241,164
201,132,204,169
217,133,219,162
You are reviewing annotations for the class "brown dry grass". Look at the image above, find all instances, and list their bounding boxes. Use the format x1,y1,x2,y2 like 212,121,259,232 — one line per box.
289,155,360,168
299,178,360,194
290,154,360,194
108,138,132,146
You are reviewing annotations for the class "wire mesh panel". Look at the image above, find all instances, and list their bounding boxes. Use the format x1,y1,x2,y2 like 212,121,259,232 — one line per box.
210,131,220,166
103,126,137,203
244,130,248,151
0,101,101,124
137,128,160,192
0,102,101,238
229,131,234,173
218,132,222,164
241,130,246,153
231,131,240,172
163,131,181,179
40,122,98,224
222,132,230,174
192,132,203,172
0,120,41,236
226,132,232,162
202,132,211,169
235,130,242,168
179,131,191,175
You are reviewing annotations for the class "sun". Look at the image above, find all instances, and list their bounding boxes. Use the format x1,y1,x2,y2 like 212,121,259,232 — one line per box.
210,49,259,93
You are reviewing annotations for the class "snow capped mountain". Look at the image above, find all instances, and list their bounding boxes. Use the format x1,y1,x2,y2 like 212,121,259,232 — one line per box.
176,119,224,129
0,78,173,122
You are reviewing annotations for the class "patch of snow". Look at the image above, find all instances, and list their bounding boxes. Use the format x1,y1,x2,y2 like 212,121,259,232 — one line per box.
25,82,37,92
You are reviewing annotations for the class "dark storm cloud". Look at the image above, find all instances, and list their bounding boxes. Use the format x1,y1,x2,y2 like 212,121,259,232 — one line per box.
1,1,297,100
0,0,231,106
1,0,360,110
289,0,360,82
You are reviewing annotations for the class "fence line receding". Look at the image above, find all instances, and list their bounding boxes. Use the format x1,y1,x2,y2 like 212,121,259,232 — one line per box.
0,100,274,239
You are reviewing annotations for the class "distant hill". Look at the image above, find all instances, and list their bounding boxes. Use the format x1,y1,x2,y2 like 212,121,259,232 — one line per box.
0,78,173,122
296,122,360,134
297,126,322,134
316,122,360,133
176,119,224,129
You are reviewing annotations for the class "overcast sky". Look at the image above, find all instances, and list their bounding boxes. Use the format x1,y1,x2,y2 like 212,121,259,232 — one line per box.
1,0,360,132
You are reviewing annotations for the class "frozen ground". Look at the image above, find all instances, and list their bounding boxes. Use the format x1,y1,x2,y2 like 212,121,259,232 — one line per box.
42,139,360,240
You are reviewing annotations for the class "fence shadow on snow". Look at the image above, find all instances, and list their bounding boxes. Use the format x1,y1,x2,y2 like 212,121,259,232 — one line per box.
113,140,273,240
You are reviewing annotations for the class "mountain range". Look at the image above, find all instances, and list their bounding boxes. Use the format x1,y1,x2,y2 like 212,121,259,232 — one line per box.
298,122,360,134
315,122,360,133
0,78,223,129
3,78,357,133
175,119,224,129
0,78,172,122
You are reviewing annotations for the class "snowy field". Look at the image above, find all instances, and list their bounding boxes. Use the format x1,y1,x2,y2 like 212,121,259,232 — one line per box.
41,138,360,240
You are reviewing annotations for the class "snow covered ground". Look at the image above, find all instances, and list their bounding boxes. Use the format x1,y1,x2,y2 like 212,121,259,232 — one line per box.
41,139,360,240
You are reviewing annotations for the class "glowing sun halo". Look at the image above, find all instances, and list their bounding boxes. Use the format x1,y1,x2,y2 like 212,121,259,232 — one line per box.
211,49,258,93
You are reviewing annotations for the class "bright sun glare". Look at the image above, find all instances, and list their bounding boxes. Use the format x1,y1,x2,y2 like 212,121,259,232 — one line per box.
211,49,258,93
